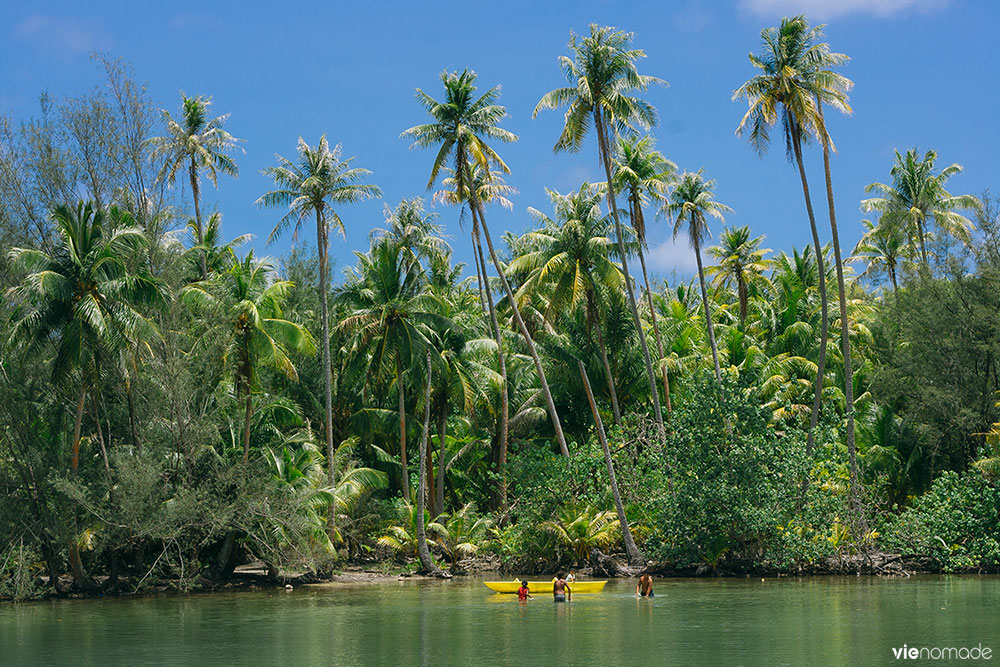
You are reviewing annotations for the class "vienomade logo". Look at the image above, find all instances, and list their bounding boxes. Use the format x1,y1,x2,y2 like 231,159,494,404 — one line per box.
892,644,992,660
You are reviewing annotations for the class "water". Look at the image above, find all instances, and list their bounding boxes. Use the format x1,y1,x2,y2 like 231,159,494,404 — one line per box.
2,576,997,665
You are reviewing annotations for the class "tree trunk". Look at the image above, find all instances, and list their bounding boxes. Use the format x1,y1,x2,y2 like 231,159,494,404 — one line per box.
632,202,672,417
436,400,447,518
588,292,622,426
694,237,722,382
466,171,569,458
242,391,252,463
473,217,508,510
317,211,336,541
126,355,140,451
189,158,207,279
594,109,664,432
578,361,645,566
817,101,866,530
416,352,446,576
791,129,830,460
397,357,411,501
68,380,88,588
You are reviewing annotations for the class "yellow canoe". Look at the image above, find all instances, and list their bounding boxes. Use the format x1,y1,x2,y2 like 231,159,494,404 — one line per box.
484,580,608,594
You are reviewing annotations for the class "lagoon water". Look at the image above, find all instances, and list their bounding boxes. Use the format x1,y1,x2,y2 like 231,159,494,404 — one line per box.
2,576,997,665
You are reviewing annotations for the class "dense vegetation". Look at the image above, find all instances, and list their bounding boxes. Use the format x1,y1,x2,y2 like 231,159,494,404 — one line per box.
2,19,998,600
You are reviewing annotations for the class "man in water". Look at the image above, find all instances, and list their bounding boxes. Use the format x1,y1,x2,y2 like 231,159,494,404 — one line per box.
636,573,654,598
517,579,532,601
553,574,571,602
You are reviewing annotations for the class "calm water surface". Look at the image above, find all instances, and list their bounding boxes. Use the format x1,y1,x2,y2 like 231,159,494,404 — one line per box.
2,576,997,665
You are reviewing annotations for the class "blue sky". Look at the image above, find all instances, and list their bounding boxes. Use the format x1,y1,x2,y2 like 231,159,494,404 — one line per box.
1,0,996,282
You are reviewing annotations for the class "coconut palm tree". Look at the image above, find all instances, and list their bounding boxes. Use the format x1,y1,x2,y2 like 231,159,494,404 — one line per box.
706,225,773,327
182,250,315,462
611,134,677,414
257,135,380,533
510,183,626,425
148,94,243,278
7,201,160,587
535,24,668,431
415,350,448,576
732,15,847,456
861,148,982,265
849,218,908,294
402,69,571,457
185,212,252,277
371,197,449,265
665,171,733,382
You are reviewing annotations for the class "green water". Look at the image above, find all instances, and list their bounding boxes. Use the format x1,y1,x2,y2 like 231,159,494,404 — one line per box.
2,576,997,665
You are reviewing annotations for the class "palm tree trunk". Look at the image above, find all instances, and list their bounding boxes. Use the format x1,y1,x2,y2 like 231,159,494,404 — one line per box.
396,356,411,501
242,391,252,463
791,130,830,460
594,109,664,431
467,176,569,458
189,158,207,279
578,361,644,566
473,213,509,508
317,210,336,540
436,400,447,518
69,380,88,587
416,352,446,577
588,292,622,426
471,218,489,316
694,236,722,382
817,101,865,530
634,211,672,417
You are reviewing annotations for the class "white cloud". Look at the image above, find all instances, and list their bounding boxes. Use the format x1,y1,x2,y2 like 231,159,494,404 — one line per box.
14,15,112,56
738,0,950,20
646,232,699,276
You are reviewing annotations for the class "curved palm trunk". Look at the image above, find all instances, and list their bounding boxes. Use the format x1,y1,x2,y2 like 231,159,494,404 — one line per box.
588,292,622,426
594,109,664,431
468,182,569,458
473,213,509,510
189,158,207,279
416,352,446,576
396,357,411,501
791,131,830,460
317,211,336,539
694,235,722,382
578,361,644,566
817,102,865,529
630,195,672,417
436,400,447,518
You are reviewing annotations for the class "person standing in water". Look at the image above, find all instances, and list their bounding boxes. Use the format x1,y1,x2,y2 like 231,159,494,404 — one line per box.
553,574,571,602
636,573,654,598
517,579,532,601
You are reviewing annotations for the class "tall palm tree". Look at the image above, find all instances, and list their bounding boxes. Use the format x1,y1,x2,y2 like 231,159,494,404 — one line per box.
148,94,243,278
402,69,571,457
185,212,252,277
182,250,315,462
257,135,380,532
509,183,626,425
611,134,677,414
7,201,160,587
665,171,733,382
849,218,908,294
732,15,847,456
861,148,982,265
416,350,447,576
534,24,668,432
372,197,449,265
706,225,773,327
335,239,450,498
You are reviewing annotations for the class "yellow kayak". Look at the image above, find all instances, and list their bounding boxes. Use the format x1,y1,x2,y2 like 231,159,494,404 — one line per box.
484,580,607,594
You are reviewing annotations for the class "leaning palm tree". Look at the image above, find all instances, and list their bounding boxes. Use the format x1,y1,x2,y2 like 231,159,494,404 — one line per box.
706,225,773,327
534,24,668,432
732,15,847,456
861,148,982,265
510,183,626,425
665,171,733,382
257,135,380,533
147,94,243,278
611,134,677,413
402,69,570,457
7,201,160,588
182,250,316,462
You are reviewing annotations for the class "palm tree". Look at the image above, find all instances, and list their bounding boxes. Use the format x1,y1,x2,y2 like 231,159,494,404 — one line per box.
732,15,847,457
335,239,449,499
402,69,571,457
706,225,773,326
510,183,626,425
257,135,380,533
148,94,243,278
7,201,160,587
611,134,677,414
415,350,447,576
849,218,908,294
182,250,315,462
372,197,449,265
665,171,733,382
185,212,252,277
535,24,668,432
861,148,982,265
